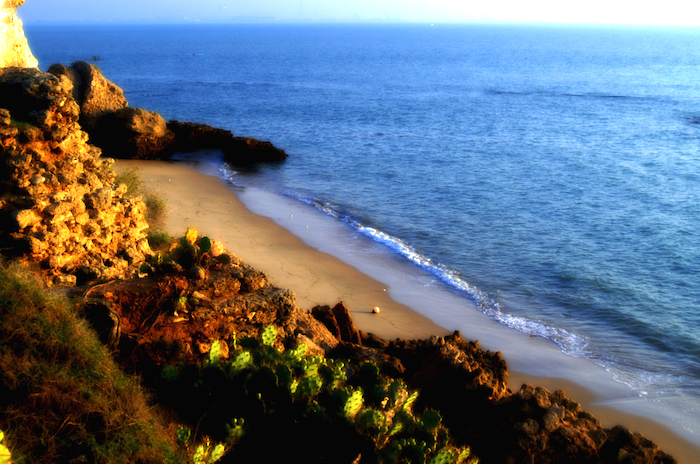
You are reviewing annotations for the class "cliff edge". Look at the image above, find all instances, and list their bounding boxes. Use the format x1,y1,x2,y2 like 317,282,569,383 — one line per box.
0,0,37,68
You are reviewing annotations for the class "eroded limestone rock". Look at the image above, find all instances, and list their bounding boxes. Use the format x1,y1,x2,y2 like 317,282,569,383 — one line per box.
0,67,153,285
48,61,129,131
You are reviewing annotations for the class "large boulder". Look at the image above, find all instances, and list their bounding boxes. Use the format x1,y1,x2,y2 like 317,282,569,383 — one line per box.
167,120,235,152
47,61,175,159
90,107,176,159
48,61,128,131
0,0,38,68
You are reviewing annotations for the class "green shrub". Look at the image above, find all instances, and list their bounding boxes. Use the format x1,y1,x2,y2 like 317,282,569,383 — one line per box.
157,326,478,464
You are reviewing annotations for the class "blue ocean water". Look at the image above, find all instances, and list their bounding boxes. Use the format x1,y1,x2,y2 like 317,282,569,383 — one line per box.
26,24,700,401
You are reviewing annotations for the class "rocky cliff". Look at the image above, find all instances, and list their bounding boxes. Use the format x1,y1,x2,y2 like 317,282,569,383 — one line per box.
0,0,37,68
0,67,152,285
48,61,287,164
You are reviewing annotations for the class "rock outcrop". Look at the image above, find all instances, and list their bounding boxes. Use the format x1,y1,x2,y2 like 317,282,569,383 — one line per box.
0,67,152,285
90,107,176,160
328,331,675,464
0,0,37,68
46,61,287,164
168,120,288,164
78,246,339,374
47,61,129,131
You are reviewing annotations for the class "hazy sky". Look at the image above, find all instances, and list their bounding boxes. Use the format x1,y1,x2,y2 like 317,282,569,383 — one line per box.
16,0,700,26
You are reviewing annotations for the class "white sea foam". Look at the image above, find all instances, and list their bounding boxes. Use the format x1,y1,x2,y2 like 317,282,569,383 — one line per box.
267,189,594,360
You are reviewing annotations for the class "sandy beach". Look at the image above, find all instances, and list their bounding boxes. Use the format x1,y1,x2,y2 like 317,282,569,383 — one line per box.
115,159,700,463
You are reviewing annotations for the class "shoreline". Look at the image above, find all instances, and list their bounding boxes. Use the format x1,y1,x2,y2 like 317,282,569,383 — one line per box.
115,159,700,463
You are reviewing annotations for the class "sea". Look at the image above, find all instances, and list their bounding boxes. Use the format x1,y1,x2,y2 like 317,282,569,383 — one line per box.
25,23,700,441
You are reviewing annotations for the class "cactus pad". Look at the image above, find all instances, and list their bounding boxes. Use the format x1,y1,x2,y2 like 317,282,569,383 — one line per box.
344,389,364,419
261,325,277,346
229,351,252,375
429,449,456,464
209,340,221,365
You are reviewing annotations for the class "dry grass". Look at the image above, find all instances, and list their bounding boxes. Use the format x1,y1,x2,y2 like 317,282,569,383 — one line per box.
115,168,171,250
0,261,180,463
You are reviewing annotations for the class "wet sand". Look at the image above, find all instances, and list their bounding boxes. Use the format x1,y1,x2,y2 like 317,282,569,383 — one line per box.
115,159,700,463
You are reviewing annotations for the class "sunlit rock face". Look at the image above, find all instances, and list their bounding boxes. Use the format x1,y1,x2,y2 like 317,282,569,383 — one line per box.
1,0,38,68
0,67,153,286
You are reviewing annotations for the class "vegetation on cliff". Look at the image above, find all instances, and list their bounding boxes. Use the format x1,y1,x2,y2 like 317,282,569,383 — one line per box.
0,262,177,463
0,251,478,464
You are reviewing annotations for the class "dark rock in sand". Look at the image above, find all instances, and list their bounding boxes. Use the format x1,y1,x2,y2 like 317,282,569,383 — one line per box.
311,301,362,345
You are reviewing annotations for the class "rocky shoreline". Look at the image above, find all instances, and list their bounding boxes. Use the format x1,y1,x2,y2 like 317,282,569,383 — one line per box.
0,8,682,462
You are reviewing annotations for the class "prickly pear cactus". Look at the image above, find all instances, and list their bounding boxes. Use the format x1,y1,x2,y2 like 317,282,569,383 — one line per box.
403,391,419,411
344,389,364,419
429,448,456,464
199,236,212,253
209,340,221,365
303,356,322,377
161,365,179,382
0,430,11,464
185,227,198,246
275,363,293,388
420,409,443,432
287,343,307,361
358,408,385,432
175,426,191,445
209,443,226,462
261,324,276,347
225,418,245,444
296,374,322,398
229,351,252,375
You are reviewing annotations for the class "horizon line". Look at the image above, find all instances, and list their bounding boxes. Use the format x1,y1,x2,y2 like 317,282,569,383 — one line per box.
21,18,700,29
